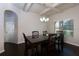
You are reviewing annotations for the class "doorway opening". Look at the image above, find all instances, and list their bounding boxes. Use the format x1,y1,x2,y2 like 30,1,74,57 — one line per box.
4,10,18,43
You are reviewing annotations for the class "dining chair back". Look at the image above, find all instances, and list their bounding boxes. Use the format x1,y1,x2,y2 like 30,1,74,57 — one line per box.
32,31,39,38
43,31,48,36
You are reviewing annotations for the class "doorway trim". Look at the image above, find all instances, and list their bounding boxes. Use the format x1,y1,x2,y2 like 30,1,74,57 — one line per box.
4,10,18,44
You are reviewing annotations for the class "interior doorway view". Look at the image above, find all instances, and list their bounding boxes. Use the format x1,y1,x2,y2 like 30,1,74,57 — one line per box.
4,10,18,43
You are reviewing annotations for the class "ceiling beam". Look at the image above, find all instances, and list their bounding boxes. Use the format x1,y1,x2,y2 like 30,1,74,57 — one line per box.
23,3,33,12
23,3,27,11
40,8,51,15
40,3,62,15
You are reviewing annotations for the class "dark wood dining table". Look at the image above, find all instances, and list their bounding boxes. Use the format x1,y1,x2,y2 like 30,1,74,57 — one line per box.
24,35,49,55
26,35,48,44
24,34,58,55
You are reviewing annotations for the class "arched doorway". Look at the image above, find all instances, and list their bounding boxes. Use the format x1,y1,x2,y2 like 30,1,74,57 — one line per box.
4,10,18,43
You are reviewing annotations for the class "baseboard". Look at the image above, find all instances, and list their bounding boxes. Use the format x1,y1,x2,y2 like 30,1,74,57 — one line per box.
0,50,5,54
17,41,25,44
65,41,79,47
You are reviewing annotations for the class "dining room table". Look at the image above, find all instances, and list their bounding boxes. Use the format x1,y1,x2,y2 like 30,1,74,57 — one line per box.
26,35,48,44
24,33,59,55
24,35,49,55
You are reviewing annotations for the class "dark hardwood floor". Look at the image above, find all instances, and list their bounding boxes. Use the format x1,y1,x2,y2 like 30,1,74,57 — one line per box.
0,42,79,56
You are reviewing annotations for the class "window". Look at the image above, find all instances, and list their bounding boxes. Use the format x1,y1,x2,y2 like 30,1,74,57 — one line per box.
63,20,73,37
55,19,73,37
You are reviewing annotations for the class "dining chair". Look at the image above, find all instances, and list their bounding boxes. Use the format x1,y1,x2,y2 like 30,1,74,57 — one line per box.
23,33,28,46
23,33,39,56
48,34,57,49
51,31,64,55
41,33,56,55
56,32,64,52
43,31,48,36
32,31,39,38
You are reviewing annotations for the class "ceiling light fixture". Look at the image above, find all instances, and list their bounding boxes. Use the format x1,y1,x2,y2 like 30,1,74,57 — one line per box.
40,17,49,22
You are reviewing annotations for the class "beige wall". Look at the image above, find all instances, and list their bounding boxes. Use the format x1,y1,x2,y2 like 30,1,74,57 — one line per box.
48,5,79,46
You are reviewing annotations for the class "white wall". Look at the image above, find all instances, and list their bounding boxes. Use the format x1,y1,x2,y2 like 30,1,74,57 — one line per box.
48,5,79,46
0,3,47,53
18,12,47,43
0,3,21,53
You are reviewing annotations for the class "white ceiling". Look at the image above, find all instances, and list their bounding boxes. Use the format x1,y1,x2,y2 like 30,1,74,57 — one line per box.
13,3,79,16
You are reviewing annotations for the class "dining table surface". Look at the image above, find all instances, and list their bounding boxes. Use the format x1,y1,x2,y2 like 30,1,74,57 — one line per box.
26,35,48,44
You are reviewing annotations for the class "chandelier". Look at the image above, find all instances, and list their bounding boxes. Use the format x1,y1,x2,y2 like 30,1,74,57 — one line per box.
40,17,49,22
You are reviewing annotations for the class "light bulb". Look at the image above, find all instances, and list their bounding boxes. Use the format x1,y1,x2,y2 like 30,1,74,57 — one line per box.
46,18,49,21
45,19,47,22
40,18,43,22
43,17,45,21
